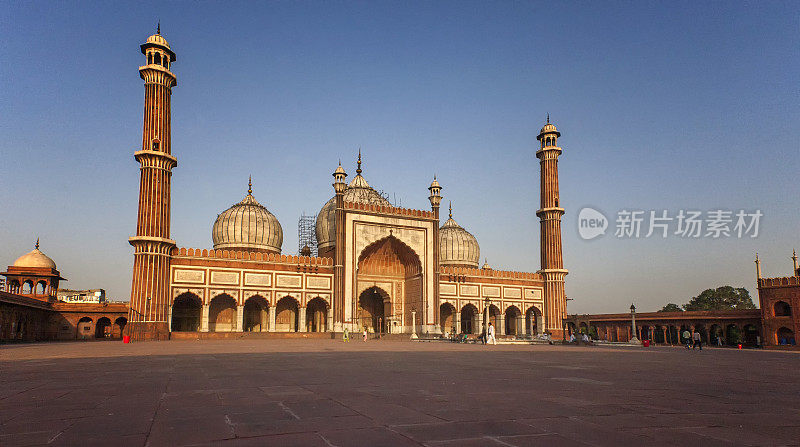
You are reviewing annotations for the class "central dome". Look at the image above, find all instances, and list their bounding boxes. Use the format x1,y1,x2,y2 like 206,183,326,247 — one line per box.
212,180,283,253
316,157,390,256
439,204,480,268
12,240,57,270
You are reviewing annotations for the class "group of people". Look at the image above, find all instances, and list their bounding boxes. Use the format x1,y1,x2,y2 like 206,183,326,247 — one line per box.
445,322,499,345
341,327,372,342
567,332,592,344
682,329,703,350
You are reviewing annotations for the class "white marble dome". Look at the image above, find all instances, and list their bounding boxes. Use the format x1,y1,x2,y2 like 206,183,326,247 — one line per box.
316,172,390,254
13,241,57,270
212,183,282,253
439,205,480,268
146,32,171,49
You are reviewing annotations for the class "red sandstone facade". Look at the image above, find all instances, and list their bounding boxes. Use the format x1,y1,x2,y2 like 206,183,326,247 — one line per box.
566,309,762,346
756,252,799,347
126,29,567,340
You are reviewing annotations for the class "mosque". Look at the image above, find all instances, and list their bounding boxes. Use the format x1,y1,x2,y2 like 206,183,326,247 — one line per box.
126,28,568,340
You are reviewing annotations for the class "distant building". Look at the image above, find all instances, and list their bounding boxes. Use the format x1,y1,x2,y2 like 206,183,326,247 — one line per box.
756,252,799,347
57,289,106,303
1,242,128,342
565,309,762,346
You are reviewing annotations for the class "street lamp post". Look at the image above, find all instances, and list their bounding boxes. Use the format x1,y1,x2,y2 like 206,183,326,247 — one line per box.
410,308,418,340
629,303,640,344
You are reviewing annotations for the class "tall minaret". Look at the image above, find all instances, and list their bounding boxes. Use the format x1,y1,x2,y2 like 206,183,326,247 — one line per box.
428,176,442,333
536,115,568,337
127,26,178,341
331,161,347,332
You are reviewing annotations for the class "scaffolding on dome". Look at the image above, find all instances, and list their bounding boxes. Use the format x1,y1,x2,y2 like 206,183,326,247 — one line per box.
298,213,318,257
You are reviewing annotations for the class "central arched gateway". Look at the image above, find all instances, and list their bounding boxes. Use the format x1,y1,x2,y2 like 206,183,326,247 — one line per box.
358,287,388,333
356,236,423,334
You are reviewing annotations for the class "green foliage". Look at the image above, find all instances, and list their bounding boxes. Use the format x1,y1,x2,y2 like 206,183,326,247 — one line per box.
659,303,683,312
682,286,756,311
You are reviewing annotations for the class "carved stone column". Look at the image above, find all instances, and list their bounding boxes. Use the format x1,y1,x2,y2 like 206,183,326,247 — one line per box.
298,307,307,332
201,304,209,332
236,305,244,332
268,306,276,332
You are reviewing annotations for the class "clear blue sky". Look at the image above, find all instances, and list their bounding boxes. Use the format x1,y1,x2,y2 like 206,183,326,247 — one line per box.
1,1,797,313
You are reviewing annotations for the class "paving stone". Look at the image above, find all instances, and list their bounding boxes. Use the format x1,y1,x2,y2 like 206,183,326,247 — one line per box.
2,340,799,446
496,433,594,447
320,427,421,446
394,420,545,442
197,432,331,446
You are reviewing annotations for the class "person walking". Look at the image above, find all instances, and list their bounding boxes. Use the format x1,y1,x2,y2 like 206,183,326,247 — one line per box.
343,327,350,342
692,330,702,350
487,322,497,345
363,327,368,342
682,329,691,349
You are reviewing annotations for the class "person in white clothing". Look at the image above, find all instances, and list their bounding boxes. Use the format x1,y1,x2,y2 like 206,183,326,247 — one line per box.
487,322,497,345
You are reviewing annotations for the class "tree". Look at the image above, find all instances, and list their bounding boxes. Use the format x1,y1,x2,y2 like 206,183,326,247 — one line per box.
682,286,755,311
659,303,683,312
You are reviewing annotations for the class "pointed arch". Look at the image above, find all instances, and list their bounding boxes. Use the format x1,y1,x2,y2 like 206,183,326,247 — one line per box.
460,303,478,334
275,295,299,332
209,293,237,332
439,302,457,335
357,235,423,334
243,295,269,332
172,292,201,332
505,305,521,336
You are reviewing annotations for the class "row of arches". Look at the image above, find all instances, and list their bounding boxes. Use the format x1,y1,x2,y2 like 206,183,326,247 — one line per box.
73,316,127,339
541,136,557,148
6,279,50,295
171,293,329,333
439,303,542,336
571,321,763,346
146,51,170,69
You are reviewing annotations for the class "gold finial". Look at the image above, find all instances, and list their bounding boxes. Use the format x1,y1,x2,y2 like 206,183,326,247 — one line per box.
793,249,797,260
546,113,550,124
248,175,252,195
448,201,452,219
35,238,39,250
356,148,362,175
755,252,759,262
157,21,161,35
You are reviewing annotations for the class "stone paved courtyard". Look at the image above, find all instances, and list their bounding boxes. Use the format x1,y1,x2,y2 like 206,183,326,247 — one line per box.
2,340,800,446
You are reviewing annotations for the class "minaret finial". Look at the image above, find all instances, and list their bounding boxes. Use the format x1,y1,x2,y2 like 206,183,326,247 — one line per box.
448,201,452,219
248,175,252,195
755,252,762,279
157,21,161,35
356,148,362,175
546,113,550,124
35,238,39,250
